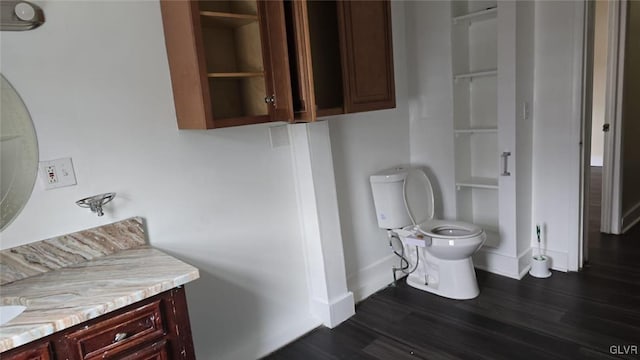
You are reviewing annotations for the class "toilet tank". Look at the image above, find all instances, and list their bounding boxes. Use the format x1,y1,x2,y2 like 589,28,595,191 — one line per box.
370,168,412,229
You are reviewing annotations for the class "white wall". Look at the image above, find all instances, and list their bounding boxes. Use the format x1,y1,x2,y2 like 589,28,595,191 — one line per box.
405,1,457,221
532,1,583,271
0,2,318,359
328,1,410,301
590,0,608,167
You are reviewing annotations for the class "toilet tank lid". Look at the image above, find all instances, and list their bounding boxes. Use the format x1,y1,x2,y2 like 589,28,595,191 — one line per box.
370,167,409,183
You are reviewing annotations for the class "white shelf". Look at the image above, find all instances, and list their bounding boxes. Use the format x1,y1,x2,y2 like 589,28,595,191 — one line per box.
453,7,497,25
454,69,497,81
456,177,498,190
454,127,498,135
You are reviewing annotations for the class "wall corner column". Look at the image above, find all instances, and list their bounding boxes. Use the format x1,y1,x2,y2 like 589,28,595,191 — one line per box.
289,121,355,328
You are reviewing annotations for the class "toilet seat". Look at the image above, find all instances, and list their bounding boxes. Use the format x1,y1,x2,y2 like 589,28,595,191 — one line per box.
416,219,486,261
419,220,483,240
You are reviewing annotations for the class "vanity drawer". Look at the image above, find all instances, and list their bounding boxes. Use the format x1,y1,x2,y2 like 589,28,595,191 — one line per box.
119,340,169,360
62,300,165,359
2,342,52,360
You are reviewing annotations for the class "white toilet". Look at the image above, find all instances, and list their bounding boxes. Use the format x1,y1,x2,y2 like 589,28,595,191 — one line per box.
370,167,486,300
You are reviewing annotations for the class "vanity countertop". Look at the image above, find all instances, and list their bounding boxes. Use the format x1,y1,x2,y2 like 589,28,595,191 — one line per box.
0,246,199,352
0,218,199,353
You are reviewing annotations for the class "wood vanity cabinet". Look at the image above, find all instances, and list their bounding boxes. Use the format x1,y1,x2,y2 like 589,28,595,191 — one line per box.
159,0,395,129
2,288,195,360
2,343,52,360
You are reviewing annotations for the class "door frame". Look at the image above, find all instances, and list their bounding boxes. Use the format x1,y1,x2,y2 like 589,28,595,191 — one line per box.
600,0,626,235
578,0,595,267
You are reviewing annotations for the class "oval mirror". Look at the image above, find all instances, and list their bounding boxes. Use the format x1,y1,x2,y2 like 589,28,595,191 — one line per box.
1,74,38,231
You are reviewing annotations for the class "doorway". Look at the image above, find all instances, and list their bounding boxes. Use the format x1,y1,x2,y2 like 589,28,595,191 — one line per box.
581,0,639,268
580,0,620,267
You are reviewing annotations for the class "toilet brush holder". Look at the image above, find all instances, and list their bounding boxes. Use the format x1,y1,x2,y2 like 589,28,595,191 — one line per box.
529,255,551,278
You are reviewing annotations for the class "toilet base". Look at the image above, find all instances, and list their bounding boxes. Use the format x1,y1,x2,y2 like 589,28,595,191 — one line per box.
405,255,480,300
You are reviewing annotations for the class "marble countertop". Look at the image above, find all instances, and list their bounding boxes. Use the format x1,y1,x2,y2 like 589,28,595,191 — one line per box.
0,247,199,352
0,245,199,352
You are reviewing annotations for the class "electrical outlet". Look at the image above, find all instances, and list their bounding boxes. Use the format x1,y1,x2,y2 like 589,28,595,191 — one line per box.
40,158,77,190
45,165,58,184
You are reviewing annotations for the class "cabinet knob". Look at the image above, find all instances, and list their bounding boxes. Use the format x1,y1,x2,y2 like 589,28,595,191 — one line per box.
114,332,128,343
264,94,276,106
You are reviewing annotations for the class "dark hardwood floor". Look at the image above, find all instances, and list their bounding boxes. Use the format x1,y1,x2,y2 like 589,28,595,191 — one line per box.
265,167,639,360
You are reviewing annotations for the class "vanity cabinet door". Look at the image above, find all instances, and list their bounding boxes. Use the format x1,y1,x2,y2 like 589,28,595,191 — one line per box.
2,342,52,360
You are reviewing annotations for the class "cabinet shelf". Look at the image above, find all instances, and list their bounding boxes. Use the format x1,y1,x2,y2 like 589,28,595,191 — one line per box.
454,127,498,134
454,69,497,81
200,11,258,28
207,72,264,78
456,177,498,190
453,7,497,25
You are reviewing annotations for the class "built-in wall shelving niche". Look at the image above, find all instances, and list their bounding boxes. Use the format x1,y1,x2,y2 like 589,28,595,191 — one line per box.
455,177,498,190
453,69,497,81
452,7,497,25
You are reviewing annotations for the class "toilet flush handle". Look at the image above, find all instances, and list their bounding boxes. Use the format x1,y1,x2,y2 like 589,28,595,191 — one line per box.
501,151,511,176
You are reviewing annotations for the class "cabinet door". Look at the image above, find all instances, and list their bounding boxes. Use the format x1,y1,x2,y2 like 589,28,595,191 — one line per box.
160,0,294,129
259,0,295,122
160,0,212,129
337,0,395,113
282,0,317,122
2,343,51,360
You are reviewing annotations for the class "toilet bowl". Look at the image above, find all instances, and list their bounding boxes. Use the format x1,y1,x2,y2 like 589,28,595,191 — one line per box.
370,167,486,300
404,220,486,299
418,220,485,260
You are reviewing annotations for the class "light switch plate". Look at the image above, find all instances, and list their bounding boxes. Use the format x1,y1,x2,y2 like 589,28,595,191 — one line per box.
39,157,77,189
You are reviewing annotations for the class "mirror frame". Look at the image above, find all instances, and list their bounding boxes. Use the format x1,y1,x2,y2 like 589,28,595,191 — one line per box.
1,73,39,231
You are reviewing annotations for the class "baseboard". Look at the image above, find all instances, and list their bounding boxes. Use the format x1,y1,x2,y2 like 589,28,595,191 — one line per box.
621,201,640,233
310,291,355,328
517,248,533,279
543,249,568,272
347,248,545,292
472,249,521,279
222,315,320,360
347,254,396,302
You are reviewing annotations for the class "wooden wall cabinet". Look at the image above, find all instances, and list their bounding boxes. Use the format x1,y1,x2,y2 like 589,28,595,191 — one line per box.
2,288,195,360
160,0,395,129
